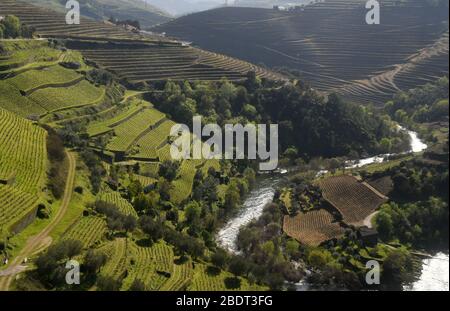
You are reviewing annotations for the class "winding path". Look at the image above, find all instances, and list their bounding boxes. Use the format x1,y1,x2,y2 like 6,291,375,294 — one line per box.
0,151,76,291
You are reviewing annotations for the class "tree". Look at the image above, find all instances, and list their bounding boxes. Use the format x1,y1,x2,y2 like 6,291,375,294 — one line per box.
224,184,241,211
139,216,163,242
128,180,143,200
63,239,83,259
83,250,107,275
159,160,180,181
184,201,202,224
157,177,172,201
2,15,21,38
375,210,394,241
129,279,146,291
382,250,415,290
307,249,333,269
97,276,121,291
123,215,137,233
229,256,248,276
211,249,229,269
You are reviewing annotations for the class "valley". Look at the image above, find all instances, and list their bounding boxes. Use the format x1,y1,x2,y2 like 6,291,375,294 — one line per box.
0,0,448,293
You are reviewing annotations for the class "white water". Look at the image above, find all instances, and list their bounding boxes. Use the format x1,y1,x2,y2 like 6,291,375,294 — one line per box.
406,253,450,291
345,126,428,170
216,178,279,254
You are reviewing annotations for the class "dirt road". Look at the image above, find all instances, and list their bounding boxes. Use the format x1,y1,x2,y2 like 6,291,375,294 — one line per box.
0,151,76,291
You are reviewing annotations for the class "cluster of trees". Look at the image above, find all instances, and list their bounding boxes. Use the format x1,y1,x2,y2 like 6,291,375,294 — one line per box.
80,150,106,194
108,17,141,30
0,15,35,39
33,239,108,289
376,198,448,249
387,160,448,201
373,159,449,249
385,77,449,125
235,203,304,290
86,69,115,86
44,126,67,199
148,74,408,159
93,201,137,234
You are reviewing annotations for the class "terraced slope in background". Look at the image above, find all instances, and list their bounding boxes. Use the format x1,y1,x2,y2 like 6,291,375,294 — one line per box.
0,0,283,82
0,0,164,42
20,0,170,29
155,0,449,105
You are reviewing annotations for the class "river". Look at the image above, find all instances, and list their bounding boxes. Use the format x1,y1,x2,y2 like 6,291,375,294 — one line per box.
406,253,449,291
216,176,281,254
216,127,448,291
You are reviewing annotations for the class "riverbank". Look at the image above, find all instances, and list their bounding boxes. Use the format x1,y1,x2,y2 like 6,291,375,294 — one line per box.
215,125,448,290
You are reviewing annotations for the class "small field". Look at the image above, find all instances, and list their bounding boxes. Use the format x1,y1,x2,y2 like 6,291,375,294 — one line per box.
62,216,107,248
283,209,345,247
319,175,388,226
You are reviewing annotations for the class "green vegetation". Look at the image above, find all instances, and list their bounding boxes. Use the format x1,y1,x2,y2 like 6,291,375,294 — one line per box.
0,15,35,39
7,65,82,94
0,107,47,232
29,80,105,113
385,77,449,126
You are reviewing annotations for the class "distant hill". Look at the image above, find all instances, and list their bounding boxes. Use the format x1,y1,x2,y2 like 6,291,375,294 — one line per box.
234,0,311,8
154,0,450,105
146,0,223,17
18,0,171,29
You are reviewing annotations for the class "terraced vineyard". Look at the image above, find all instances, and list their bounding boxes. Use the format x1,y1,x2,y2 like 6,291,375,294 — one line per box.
75,42,284,82
188,264,264,291
7,65,83,95
87,100,149,137
0,0,161,42
0,40,61,77
0,107,47,231
122,241,176,291
283,209,345,246
20,0,170,30
0,80,47,117
0,108,46,194
97,191,138,217
319,175,388,226
105,108,167,153
160,260,193,291
62,216,107,248
132,120,176,160
132,175,157,188
156,0,449,105
28,80,105,113
98,238,129,281
170,160,203,204
0,1,285,83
